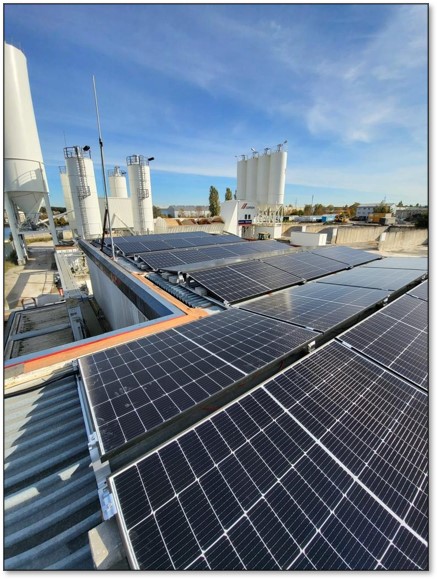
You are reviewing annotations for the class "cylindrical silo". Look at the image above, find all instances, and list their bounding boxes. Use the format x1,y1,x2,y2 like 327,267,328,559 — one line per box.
256,149,271,208
245,152,258,202
59,166,76,232
127,155,154,234
4,42,58,261
64,146,102,239
108,166,129,198
268,146,287,206
236,155,247,201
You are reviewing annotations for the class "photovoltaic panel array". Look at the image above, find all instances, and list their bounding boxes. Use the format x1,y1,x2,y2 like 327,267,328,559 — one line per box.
339,294,428,389
188,262,303,303
311,246,382,267
240,283,389,333
362,256,428,271
112,233,244,256
110,341,428,570
134,240,292,271
316,266,427,292
262,251,347,281
408,280,428,302
79,309,317,456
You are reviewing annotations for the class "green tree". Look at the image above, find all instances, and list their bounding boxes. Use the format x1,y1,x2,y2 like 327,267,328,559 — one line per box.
349,202,360,218
313,203,325,215
225,187,233,201
373,201,391,213
414,212,428,228
153,205,162,218
303,204,313,215
398,201,404,207
209,186,221,216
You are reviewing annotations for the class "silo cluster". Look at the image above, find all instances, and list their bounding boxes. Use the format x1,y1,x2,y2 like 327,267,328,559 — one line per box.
236,144,287,208
108,166,129,198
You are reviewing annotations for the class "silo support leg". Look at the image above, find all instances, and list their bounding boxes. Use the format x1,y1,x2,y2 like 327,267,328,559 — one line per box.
4,193,26,265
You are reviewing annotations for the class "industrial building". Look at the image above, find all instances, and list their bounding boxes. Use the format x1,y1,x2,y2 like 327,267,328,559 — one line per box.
4,41,429,571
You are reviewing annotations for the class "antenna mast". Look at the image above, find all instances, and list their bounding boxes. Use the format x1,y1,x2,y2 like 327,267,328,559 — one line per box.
93,75,115,259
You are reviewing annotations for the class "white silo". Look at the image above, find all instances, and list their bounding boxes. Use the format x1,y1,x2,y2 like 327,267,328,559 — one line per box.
245,151,258,202
126,155,154,234
256,148,271,208
268,144,288,206
236,155,247,201
64,146,102,239
59,166,76,233
108,166,129,198
4,42,58,263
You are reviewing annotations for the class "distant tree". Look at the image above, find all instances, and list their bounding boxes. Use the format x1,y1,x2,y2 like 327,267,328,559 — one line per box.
297,210,304,216
416,203,420,207
414,212,428,228
313,203,325,215
373,201,391,214
195,206,203,217
349,202,360,218
303,204,313,215
398,201,404,207
209,186,221,217
153,205,162,218
326,204,335,213
225,188,233,201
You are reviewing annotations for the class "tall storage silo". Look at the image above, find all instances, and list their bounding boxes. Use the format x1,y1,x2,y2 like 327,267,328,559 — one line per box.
236,155,247,200
64,146,102,239
4,42,58,262
59,166,76,233
268,145,287,206
245,152,258,202
256,149,271,208
108,166,129,198
127,155,154,234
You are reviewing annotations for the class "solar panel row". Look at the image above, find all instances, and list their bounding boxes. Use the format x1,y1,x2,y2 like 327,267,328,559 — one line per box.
110,341,428,570
188,261,303,303
135,240,291,271
79,309,317,456
113,233,244,256
316,266,426,292
240,283,389,332
339,294,428,389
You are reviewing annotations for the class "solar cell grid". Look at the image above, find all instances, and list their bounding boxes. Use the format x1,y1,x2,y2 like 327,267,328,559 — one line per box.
240,284,388,332
362,257,428,271
316,266,426,291
408,280,428,302
339,295,428,389
110,342,427,570
263,251,346,280
311,246,381,267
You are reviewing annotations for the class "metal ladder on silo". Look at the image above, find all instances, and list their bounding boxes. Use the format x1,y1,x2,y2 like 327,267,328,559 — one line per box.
75,155,91,238
137,163,149,234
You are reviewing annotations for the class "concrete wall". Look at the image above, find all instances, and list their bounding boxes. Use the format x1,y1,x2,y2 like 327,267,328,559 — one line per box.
335,225,384,245
378,228,428,251
88,259,147,330
290,231,327,246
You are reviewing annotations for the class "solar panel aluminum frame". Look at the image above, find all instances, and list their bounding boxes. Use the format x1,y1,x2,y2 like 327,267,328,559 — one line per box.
79,324,320,465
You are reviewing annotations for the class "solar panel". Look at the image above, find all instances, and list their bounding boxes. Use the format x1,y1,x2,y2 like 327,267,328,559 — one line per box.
316,267,426,291
338,295,428,389
311,246,381,267
250,240,290,253
79,309,317,456
240,284,388,333
174,309,318,374
408,280,428,302
362,257,428,271
188,262,302,304
263,252,346,280
110,341,428,570
137,252,185,270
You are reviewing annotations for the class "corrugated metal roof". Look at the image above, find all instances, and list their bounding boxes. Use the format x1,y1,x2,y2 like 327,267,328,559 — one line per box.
4,373,101,570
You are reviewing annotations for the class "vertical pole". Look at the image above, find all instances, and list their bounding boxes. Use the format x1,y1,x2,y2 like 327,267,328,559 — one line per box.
5,192,26,264
93,76,115,260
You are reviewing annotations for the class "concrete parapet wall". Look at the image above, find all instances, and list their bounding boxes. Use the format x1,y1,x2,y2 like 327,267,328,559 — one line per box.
378,228,428,251
335,225,384,245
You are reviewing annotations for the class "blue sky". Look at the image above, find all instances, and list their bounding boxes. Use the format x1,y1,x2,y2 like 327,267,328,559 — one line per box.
4,4,428,208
